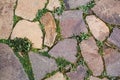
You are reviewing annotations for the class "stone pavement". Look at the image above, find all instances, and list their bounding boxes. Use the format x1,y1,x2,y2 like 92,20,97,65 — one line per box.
0,0,120,80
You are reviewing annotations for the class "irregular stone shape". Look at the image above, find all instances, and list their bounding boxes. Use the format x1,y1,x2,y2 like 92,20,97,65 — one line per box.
49,39,77,63
0,43,29,80
66,65,87,80
80,37,104,76
59,10,88,38
104,48,120,76
45,72,66,80
92,0,120,25
86,15,109,41
40,12,57,47
29,52,57,80
15,0,47,20
46,0,61,11
11,20,43,49
90,76,108,80
0,0,15,39
64,0,92,9
108,27,120,49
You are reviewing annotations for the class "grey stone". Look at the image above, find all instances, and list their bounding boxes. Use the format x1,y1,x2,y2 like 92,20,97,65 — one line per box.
0,43,29,80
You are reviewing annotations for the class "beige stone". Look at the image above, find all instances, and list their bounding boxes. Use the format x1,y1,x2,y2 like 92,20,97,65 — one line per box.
15,0,47,20
46,0,61,11
86,15,109,41
90,76,108,80
40,12,57,47
45,72,66,80
11,20,43,49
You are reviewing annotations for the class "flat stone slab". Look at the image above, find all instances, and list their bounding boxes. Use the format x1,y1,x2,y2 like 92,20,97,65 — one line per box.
92,0,120,25
80,37,104,76
11,20,43,49
15,0,47,20
0,43,29,80
86,15,109,41
59,10,88,38
90,76,108,80
45,72,66,80
66,65,87,80
40,12,57,47
29,52,57,80
49,39,77,63
0,0,15,39
108,27,120,49
104,48,120,76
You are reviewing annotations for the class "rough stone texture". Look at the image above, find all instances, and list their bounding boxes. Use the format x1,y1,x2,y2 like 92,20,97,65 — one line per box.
49,39,77,63
15,0,47,20
11,20,43,49
104,48,120,76
40,12,57,47
59,10,88,38
108,27,120,49
46,0,61,11
29,52,57,80
45,72,66,80
80,37,104,76
0,43,29,80
90,76,108,80
66,65,87,80
86,15,109,41
0,0,15,39
64,0,92,9
92,0,120,25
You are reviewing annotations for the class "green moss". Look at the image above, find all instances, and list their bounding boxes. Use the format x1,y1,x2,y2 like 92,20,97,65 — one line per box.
13,15,22,27
39,51,51,58
96,40,104,56
42,71,58,79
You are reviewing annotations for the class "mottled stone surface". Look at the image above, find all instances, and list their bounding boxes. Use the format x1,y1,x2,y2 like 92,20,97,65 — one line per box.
66,65,87,80
90,76,108,80
15,0,47,20
92,0,120,25
29,52,57,80
86,15,109,41
64,0,92,9
80,37,104,76
40,12,57,47
0,43,29,80
0,0,15,39
104,48,120,76
49,39,77,63
59,10,88,38
108,27,120,49
11,20,43,49
45,72,66,80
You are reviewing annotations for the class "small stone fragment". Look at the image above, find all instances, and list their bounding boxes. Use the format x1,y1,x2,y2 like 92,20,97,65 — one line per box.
11,20,43,49
66,65,87,80
0,43,29,80
86,15,109,41
45,72,66,80
108,27,120,49
49,39,77,63
29,52,57,80
90,76,108,80
40,12,57,47
80,37,104,76
15,0,47,20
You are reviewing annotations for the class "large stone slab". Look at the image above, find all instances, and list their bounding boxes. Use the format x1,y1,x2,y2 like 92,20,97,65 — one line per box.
104,48,120,76
40,12,57,47
90,76,108,80
59,10,88,38
86,15,109,41
29,52,57,80
15,0,47,20
66,65,87,80
108,27,120,49
11,20,43,49
80,37,104,76
0,43,29,80
92,0,120,25
49,39,77,63
0,0,15,39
